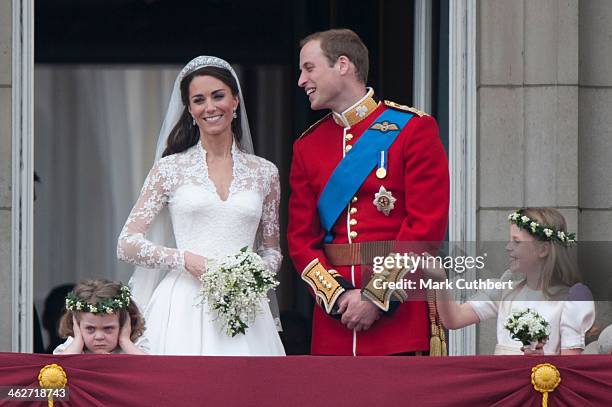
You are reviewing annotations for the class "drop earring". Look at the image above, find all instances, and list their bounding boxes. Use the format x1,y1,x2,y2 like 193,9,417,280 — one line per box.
192,117,196,126
232,109,237,119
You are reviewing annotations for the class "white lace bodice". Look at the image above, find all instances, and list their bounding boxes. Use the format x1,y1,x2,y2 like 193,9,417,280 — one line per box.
117,142,282,274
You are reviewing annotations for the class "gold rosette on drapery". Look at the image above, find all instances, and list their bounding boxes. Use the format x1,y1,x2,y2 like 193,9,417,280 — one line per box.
531,363,561,407
38,364,67,407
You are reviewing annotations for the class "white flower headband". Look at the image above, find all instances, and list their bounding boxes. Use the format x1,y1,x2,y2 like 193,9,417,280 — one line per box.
508,209,576,246
65,285,131,315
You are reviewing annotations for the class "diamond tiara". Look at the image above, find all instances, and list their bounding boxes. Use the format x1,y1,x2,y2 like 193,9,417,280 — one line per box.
179,56,233,80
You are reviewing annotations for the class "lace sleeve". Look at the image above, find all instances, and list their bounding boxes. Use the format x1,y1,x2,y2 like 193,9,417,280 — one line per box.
117,160,185,270
256,165,282,274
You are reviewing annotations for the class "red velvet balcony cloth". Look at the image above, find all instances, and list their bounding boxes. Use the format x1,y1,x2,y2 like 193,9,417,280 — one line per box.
0,353,610,407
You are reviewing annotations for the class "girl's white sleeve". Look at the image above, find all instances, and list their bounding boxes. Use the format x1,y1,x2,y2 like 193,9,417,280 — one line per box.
560,284,595,349
467,270,514,322
52,336,76,355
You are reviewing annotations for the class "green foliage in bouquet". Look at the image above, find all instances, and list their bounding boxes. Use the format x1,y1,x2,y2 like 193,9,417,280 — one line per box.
504,308,551,346
199,247,279,337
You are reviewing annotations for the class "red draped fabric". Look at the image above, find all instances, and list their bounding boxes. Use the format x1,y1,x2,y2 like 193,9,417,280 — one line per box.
0,353,611,406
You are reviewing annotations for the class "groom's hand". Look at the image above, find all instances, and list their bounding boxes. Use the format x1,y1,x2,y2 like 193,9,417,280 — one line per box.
337,290,381,332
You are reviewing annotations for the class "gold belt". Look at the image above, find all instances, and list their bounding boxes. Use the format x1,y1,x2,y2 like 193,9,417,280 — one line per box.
323,241,395,266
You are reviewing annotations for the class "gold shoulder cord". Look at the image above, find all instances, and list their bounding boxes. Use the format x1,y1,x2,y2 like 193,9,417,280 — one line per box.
427,290,447,356
383,100,429,117
299,113,332,139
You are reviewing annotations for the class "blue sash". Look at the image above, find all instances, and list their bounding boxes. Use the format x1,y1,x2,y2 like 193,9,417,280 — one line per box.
317,109,414,243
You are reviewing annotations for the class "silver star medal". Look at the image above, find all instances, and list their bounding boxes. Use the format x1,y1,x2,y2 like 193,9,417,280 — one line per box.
373,186,396,216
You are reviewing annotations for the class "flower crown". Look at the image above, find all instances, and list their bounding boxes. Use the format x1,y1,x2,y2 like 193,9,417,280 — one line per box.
508,209,576,246
65,285,131,315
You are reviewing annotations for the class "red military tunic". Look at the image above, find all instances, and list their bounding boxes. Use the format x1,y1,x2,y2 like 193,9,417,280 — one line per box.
288,89,450,355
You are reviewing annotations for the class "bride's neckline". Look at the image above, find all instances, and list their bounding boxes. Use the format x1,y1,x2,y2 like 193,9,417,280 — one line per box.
197,141,238,202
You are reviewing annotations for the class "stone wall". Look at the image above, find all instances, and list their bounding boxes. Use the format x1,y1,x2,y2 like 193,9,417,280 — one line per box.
0,0,12,351
477,0,612,354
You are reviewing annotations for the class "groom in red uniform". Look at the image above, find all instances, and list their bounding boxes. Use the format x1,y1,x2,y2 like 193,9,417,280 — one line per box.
288,29,449,356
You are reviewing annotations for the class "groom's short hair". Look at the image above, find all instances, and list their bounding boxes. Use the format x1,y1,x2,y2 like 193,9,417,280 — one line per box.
300,28,369,85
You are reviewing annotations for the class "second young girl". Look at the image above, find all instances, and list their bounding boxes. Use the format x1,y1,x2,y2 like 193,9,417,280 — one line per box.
424,207,594,355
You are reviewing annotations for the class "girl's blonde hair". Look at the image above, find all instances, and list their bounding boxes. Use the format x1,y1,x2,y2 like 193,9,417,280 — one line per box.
521,207,580,298
58,279,145,342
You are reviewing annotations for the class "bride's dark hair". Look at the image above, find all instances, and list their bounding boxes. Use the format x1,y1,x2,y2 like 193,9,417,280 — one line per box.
162,66,243,157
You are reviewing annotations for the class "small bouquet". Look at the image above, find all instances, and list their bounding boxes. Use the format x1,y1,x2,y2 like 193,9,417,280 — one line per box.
504,308,550,349
198,247,279,337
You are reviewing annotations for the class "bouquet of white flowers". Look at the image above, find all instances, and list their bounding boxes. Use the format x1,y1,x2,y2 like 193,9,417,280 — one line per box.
198,247,279,337
504,308,551,348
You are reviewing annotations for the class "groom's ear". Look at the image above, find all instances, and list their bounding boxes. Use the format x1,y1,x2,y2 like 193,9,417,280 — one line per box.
336,55,352,76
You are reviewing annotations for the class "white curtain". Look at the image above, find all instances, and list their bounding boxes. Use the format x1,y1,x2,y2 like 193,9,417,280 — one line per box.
34,65,179,305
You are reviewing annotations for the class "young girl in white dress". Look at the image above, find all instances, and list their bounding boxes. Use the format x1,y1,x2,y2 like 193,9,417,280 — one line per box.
117,56,285,356
54,279,148,355
423,207,595,355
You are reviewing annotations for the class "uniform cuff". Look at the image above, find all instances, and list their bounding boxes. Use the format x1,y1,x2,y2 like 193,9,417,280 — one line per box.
302,259,352,314
362,253,414,312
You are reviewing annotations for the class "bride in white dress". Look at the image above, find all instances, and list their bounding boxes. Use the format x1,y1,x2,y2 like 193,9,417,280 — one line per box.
117,56,285,356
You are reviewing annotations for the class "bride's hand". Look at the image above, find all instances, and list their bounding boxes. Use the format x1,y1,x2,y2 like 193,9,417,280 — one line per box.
184,251,208,279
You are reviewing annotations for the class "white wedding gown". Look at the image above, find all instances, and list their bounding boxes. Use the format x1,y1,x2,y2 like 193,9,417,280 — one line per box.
118,142,285,356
